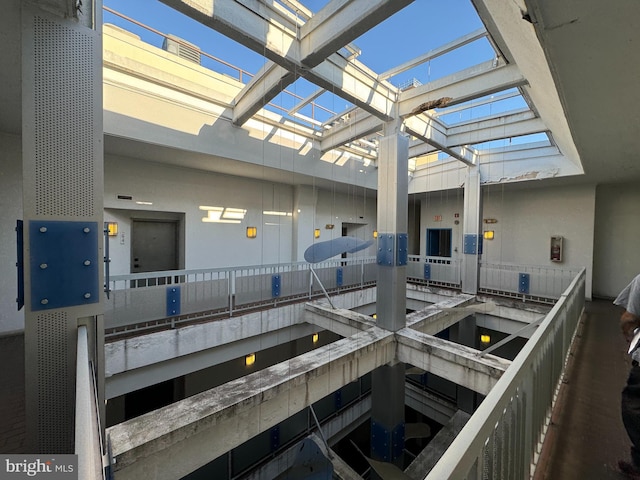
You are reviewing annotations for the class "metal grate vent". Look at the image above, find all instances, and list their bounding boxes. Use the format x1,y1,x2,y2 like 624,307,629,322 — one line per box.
162,34,201,64
33,16,95,217
36,312,72,453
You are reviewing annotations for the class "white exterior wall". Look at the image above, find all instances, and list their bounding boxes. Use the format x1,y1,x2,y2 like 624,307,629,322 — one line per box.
593,183,640,298
0,133,24,333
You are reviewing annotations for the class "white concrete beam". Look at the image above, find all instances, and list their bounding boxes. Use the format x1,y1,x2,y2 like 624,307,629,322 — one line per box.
108,327,395,480
299,0,413,68
163,0,402,126
379,28,488,81
304,302,376,337
396,328,510,395
307,54,397,121
233,62,297,126
404,115,478,166
405,294,475,334
447,111,547,147
398,61,527,118
320,113,383,153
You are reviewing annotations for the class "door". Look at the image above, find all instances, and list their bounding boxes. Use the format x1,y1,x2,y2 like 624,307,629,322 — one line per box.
426,228,452,257
131,220,178,273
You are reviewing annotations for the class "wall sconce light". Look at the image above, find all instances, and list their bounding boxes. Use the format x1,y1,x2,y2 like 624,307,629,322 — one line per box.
312,333,319,343
373,230,378,238
325,224,335,230
106,222,118,236
246,226,257,238
314,228,321,239
484,230,494,240
480,334,491,344
245,353,256,366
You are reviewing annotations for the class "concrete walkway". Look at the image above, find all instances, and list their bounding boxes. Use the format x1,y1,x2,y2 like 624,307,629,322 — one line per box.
535,299,633,479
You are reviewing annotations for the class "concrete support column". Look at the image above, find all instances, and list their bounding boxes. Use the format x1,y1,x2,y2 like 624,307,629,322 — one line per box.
371,121,408,468
22,2,104,453
375,121,408,331
461,166,482,294
292,185,318,262
454,317,477,413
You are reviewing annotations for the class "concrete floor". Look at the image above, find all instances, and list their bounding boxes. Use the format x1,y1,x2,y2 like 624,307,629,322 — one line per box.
534,299,633,479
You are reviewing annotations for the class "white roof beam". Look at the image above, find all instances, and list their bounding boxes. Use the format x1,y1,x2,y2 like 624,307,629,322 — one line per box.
398,61,527,118
320,113,383,153
233,62,297,125
447,114,546,147
405,115,478,166
305,55,397,121
162,0,401,126
433,90,521,118
288,87,324,115
379,27,488,81
299,0,414,68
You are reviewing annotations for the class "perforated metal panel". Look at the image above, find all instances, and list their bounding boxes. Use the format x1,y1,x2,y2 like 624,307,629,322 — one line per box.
22,6,103,454
33,15,95,217
36,312,73,453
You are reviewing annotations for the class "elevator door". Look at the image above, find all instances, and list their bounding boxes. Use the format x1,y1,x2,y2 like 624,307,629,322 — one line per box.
131,220,178,273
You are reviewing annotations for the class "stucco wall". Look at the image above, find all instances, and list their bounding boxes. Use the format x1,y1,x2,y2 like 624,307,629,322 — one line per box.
593,183,640,298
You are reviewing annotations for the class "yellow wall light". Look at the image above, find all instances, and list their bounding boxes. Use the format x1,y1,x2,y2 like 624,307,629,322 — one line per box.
312,333,319,343
480,334,491,344
245,353,256,366
484,230,494,240
246,226,257,238
314,228,321,239
106,222,118,236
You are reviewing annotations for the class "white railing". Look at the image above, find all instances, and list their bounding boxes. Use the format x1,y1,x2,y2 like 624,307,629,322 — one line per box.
104,257,377,331
408,255,462,287
425,268,586,479
75,325,104,479
105,257,581,332
479,261,579,301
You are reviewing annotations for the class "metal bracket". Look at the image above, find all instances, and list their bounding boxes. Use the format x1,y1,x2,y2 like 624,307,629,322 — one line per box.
519,273,530,294
16,220,24,311
397,233,408,266
336,267,343,287
272,275,281,298
463,234,478,255
166,286,181,317
424,263,431,280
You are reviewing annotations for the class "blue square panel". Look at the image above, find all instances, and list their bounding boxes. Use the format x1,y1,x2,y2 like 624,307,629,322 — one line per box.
272,275,281,298
464,234,478,255
377,234,395,266
336,267,343,286
519,273,530,294
29,221,99,311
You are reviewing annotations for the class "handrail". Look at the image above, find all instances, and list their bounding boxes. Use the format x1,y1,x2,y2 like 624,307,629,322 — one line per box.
75,326,104,479
425,268,586,479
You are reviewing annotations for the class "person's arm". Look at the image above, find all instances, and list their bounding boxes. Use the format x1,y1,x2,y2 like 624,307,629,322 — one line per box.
621,310,640,342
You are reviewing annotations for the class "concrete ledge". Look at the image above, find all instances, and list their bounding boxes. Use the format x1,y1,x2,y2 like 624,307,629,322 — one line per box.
108,327,394,480
396,328,510,395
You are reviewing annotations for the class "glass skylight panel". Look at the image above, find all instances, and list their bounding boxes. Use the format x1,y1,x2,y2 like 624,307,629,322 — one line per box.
472,132,551,151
